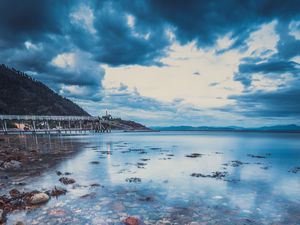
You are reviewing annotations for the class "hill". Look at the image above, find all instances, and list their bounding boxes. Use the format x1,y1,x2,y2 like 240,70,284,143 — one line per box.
0,64,89,116
0,64,150,131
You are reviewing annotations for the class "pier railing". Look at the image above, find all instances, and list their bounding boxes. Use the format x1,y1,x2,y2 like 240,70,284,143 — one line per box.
0,115,99,121
0,114,111,134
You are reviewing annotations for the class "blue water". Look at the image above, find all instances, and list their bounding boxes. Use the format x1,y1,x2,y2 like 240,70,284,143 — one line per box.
5,131,300,224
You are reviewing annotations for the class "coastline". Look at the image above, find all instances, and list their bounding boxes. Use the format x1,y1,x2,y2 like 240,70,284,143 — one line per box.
152,129,300,133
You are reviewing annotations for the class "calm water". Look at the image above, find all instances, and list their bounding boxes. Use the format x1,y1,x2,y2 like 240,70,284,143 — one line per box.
5,131,300,224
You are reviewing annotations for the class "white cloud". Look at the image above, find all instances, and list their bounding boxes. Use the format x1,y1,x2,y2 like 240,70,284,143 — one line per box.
246,20,279,59
250,73,295,92
289,20,300,40
51,52,76,69
70,4,96,34
24,41,40,51
126,14,135,28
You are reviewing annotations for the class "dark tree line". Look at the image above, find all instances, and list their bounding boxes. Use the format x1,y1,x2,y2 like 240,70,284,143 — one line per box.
0,64,90,116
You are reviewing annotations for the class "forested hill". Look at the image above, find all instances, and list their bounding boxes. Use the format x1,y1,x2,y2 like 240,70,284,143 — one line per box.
0,64,89,116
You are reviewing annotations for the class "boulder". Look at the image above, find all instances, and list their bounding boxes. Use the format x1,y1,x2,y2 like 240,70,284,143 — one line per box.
30,193,50,204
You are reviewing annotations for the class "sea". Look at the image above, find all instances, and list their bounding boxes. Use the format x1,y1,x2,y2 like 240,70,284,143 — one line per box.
4,131,300,224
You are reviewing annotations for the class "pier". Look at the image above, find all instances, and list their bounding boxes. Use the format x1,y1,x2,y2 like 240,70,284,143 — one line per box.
0,115,112,134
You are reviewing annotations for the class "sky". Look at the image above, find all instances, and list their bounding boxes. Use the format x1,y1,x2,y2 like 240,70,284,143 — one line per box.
0,0,300,127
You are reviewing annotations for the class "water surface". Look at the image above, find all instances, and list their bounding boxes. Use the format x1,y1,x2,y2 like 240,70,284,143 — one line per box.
5,131,300,224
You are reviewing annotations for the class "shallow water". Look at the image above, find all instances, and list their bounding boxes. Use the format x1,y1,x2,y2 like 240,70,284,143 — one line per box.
4,131,300,224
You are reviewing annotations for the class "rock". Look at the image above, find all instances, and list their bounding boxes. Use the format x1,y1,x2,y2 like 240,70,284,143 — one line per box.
139,196,154,202
49,186,67,197
289,167,300,173
123,216,140,225
59,177,76,185
191,171,227,179
56,171,62,176
15,222,24,225
90,183,101,187
185,153,203,158
0,209,6,223
125,177,141,183
247,154,266,158
11,181,26,186
30,193,50,204
2,160,22,170
80,192,97,199
9,189,21,198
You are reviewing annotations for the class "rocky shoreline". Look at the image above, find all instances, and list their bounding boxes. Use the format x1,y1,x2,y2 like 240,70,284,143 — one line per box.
0,135,82,224
0,135,79,171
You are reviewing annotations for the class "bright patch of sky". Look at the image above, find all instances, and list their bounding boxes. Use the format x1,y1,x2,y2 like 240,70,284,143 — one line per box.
100,21,282,126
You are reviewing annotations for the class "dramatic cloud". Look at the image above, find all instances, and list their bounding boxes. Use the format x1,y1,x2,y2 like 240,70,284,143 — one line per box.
224,76,300,119
0,0,300,125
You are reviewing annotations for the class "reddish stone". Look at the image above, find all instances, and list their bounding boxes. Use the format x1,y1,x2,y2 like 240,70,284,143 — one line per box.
123,216,140,225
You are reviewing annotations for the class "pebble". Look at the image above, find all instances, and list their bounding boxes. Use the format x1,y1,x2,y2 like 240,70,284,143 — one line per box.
30,193,50,204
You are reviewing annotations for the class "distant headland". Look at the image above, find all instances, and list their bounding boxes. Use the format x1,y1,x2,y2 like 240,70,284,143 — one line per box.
151,124,300,133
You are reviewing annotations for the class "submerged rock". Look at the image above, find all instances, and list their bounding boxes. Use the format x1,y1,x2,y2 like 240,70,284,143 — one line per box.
49,186,67,197
1,160,22,170
15,222,24,225
59,177,76,185
191,171,227,179
139,196,154,202
0,209,6,224
80,192,97,199
247,154,266,159
140,158,150,161
56,171,62,176
123,216,140,225
125,177,141,183
90,183,102,187
185,153,203,158
9,189,21,198
230,160,249,167
289,167,300,173
30,193,49,205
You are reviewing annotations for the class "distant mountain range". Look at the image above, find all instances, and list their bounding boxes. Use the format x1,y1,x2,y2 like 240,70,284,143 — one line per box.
151,124,300,132
0,64,89,116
